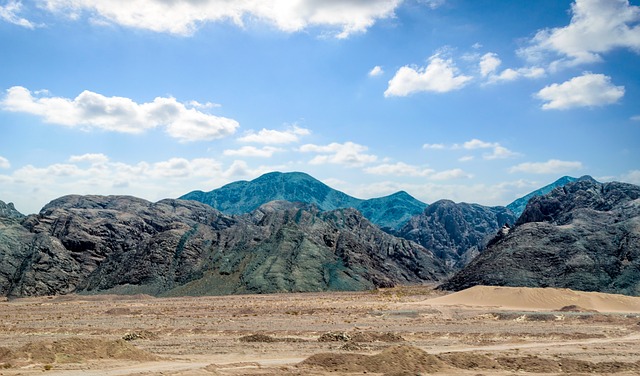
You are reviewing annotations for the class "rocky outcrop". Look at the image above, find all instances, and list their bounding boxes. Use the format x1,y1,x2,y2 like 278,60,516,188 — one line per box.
506,176,579,218
0,195,447,298
0,200,24,219
180,171,426,231
440,179,640,296
396,200,516,269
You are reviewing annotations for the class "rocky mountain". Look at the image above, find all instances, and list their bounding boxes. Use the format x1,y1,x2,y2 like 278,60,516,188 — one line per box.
396,200,517,269
180,171,427,231
440,178,640,296
0,200,24,219
0,195,447,298
506,176,578,218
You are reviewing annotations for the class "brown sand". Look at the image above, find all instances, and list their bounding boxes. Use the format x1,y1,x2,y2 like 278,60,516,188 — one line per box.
421,285,640,312
0,285,639,375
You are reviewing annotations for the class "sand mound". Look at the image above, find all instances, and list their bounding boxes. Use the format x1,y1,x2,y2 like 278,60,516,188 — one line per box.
424,286,640,312
301,345,446,373
9,338,156,365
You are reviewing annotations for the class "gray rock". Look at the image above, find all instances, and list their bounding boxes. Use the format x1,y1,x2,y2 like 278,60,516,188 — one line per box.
440,179,640,296
396,200,516,269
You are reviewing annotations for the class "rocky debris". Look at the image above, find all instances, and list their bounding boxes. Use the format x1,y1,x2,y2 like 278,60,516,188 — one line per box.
397,199,516,269
317,332,351,342
440,179,640,296
238,334,304,343
0,195,447,298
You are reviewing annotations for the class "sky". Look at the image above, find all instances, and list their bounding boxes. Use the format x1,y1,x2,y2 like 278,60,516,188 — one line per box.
0,0,639,215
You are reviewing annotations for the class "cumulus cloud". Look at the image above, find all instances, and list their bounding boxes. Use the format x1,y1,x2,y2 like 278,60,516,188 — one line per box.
369,66,384,77
364,162,434,177
68,153,109,164
1,86,238,142
0,0,38,28
300,141,377,167
535,73,624,110
519,0,640,67
479,52,501,77
0,156,10,169
452,139,520,160
238,125,310,144
509,159,583,174
384,55,472,97
41,0,402,38
422,143,445,150
223,146,283,158
486,66,546,83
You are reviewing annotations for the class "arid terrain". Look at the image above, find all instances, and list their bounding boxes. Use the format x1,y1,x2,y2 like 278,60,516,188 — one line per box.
1,285,640,376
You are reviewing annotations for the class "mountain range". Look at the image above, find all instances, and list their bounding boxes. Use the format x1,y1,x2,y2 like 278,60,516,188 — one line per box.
441,178,640,296
3,171,623,298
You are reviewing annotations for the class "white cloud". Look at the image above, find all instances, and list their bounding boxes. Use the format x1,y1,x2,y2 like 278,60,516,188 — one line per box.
1,86,238,142
509,159,583,174
364,162,433,177
238,125,310,144
300,141,377,167
483,145,520,160
536,73,624,110
369,65,384,77
384,55,472,97
68,153,109,164
223,146,283,158
487,66,545,83
631,115,640,121
0,156,10,169
430,168,473,181
0,0,38,28
479,52,501,77
422,143,445,150
458,155,474,162
621,170,640,184
519,0,640,67
42,0,402,38
459,138,496,150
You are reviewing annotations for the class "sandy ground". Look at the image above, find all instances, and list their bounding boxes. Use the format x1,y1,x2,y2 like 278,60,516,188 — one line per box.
1,285,640,375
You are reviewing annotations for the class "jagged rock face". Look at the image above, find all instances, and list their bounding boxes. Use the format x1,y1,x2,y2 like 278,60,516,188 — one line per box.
397,200,516,269
0,200,24,219
441,180,640,296
506,176,578,218
0,196,447,298
180,171,426,231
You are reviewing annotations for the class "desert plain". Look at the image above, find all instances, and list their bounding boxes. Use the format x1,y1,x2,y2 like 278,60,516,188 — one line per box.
1,285,640,376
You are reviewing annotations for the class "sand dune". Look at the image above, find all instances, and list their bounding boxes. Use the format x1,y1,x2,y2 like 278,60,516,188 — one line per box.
422,286,640,313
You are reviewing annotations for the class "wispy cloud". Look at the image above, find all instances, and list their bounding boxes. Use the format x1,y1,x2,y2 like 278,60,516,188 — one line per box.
509,159,583,174
452,138,521,160
364,162,433,177
0,0,39,29
368,65,384,77
223,146,284,158
299,141,377,167
536,73,624,110
1,86,238,142
0,156,10,169
238,125,310,144
41,0,403,38
385,55,472,97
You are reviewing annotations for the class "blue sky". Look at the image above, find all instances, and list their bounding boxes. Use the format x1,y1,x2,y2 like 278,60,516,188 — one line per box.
1,0,639,214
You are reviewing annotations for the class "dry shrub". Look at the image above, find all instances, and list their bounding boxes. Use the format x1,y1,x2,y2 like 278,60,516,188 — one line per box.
350,331,404,343
496,355,561,373
437,352,501,370
239,334,278,343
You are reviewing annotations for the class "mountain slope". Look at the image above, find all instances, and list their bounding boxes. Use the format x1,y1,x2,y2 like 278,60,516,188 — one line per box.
0,195,447,298
440,179,640,296
180,171,426,230
397,200,516,269
506,176,578,218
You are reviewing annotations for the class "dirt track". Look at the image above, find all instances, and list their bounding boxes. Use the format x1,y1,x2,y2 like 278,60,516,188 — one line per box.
1,286,640,375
